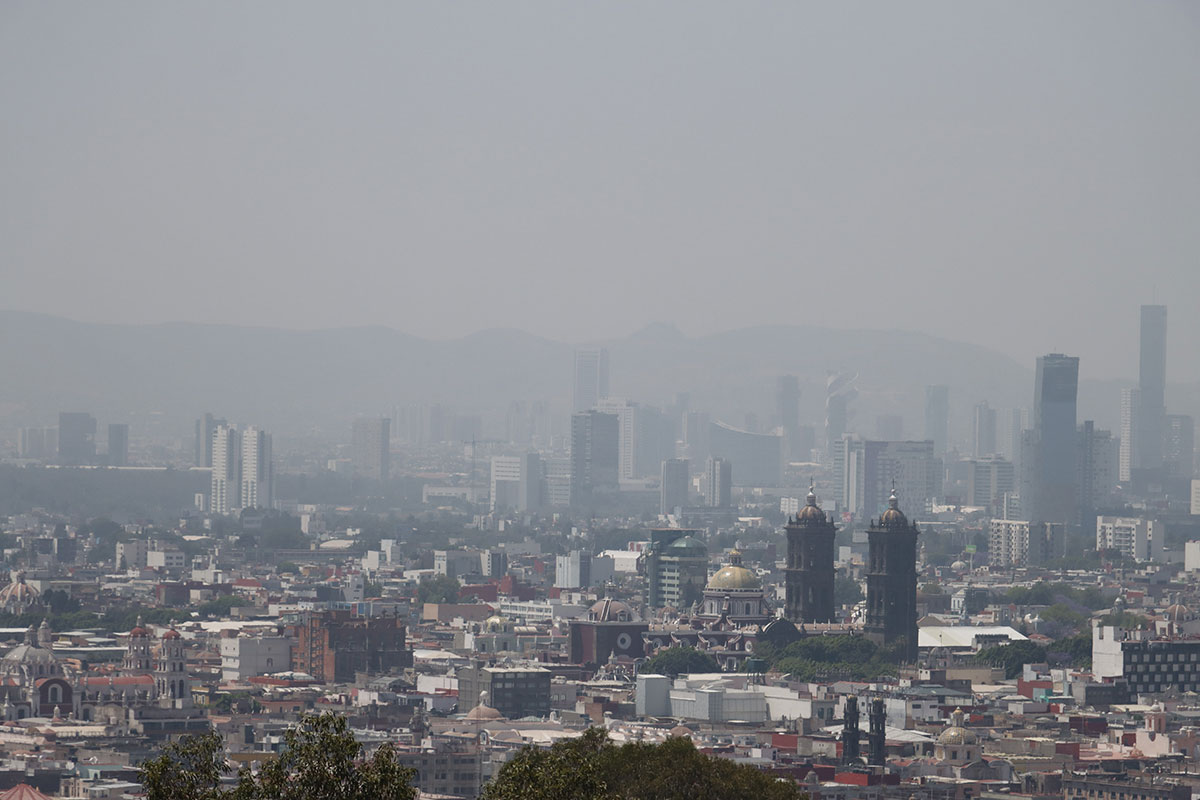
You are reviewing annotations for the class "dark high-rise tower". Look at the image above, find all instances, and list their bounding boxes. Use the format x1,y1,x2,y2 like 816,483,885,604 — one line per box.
1031,354,1080,524
1138,305,1167,473
868,698,886,766
785,484,836,623
841,695,861,764
569,410,619,507
865,489,919,661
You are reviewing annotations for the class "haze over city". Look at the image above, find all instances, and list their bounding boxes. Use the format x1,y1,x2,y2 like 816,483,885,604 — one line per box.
1,3,1200,800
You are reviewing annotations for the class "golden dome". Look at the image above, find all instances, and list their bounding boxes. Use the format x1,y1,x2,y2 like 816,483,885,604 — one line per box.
707,565,761,591
878,489,909,527
937,708,977,746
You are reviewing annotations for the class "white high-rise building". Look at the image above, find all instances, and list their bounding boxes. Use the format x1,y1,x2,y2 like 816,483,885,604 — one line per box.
1096,516,1160,562
1120,387,1140,483
240,426,274,510
596,398,638,480
989,519,1063,567
211,425,242,515
489,453,541,513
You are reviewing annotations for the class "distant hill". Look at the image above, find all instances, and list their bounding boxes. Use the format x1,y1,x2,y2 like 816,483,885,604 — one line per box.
2,310,1194,441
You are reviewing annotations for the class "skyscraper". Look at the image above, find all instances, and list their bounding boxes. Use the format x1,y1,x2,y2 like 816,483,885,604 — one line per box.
785,484,836,623
57,412,96,465
864,489,919,661
490,452,542,513
660,458,690,515
595,398,638,480
107,423,129,467
211,424,241,515
1119,388,1139,483
1166,415,1195,481
703,457,732,508
973,402,997,458
572,348,610,413
352,417,391,481
569,410,619,507
240,426,273,510
1031,354,1080,524
775,375,800,456
1078,420,1118,525
1138,305,1167,472
924,385,949,456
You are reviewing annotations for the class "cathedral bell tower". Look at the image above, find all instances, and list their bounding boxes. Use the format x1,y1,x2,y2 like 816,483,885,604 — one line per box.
864,488,920,661
785,483,836,623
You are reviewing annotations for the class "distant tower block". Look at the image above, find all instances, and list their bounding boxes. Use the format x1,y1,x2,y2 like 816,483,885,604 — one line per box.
784,483,836,623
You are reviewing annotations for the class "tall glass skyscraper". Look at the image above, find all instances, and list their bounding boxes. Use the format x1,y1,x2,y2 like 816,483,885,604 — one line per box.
1031,354,1079,524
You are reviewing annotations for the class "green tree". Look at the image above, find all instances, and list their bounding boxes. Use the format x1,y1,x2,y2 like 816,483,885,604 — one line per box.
481,727,805,800
140,730,230,800
139,715,416,800
640,646,720,678
417,574,461,605
976,640,1048,679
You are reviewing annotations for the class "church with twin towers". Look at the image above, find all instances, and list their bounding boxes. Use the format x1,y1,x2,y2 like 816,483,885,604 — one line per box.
785,483,921,661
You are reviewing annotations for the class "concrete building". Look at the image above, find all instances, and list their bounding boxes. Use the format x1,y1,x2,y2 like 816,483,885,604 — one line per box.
841,438,941,519
554,550,591,590
966,456,1015,511
291,610,410,684
457,665,551,720
1120,387,1139,483
1166,415,1195,481
194,413,226,468
645,529,707,610
116,540,149,570
569,410,619,507
1193,479,1200,516
988,520,1063,568
239,426,273,510
351,417,390,481
973,402,997,458
1096,516,1160,562
1093,624,1200,695
703,457,732,508
660,458,689,514
1078,421,1118,523
1029,354,1080,525
220,635,291,681
489,453,541,513
106,424,129,467
210,424,241,515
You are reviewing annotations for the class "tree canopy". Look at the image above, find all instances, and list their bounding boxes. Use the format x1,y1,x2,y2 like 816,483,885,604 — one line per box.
975,640,1048,678
417,573,462,605
640,646,719,678
138,713,416,800
480,727,805,800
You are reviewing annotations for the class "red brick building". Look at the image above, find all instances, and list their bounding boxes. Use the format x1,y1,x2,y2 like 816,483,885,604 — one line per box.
292,610,411,684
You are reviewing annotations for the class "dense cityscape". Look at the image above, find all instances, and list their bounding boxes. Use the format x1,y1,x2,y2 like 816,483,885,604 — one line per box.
0,301,1193,798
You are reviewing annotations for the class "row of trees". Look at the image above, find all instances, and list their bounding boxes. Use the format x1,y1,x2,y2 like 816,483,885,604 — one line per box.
141,713,802,800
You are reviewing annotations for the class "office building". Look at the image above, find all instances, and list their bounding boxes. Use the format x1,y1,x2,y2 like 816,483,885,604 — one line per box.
683,411,711,464
825,373,856,457
480,550,508,579
1029,354,1080,525
240,426,273,510
490,453,541,513
1192,480,1200,515
924,385,949,456
1096,516,1161,562
569,411,619,507
457,665,551,720
210,425,241,515
554,550,591,590
1166,415,1195,480
645,529,708,610
220,635,291,682
703,457,732,508
841,438,941,519
660,458,690,514
572,348,610,413
1138,305,1168,473
785,485,836,623
1078,421,1118,523
973,402,997,458
595,398,638,480
708,421,782,487
107,423,129,467
292,610,410,684
542,456,572,508
864,491,920,661
352,417,390,481
996,407,1027,464
966,456,1015,511
17,427,57,460
57,412,96,465
988,520,1063,568
776,375,801,456
1094,625,1200,696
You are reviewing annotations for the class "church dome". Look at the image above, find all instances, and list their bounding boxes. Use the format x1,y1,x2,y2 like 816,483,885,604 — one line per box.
1165,604,1191,622
937,708,977,746
668,536,706,552
878,490,909,528
0,572,40,609
707,565,761,591
796,484,827,522
1,625,57,669
588,599,636,622
465,691,504,721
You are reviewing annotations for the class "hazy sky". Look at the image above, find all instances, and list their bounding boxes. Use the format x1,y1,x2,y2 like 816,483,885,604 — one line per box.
3,2,1198,381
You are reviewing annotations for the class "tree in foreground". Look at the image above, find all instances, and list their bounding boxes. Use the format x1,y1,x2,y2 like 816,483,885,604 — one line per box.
480,727,805,800
139,713,416,800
